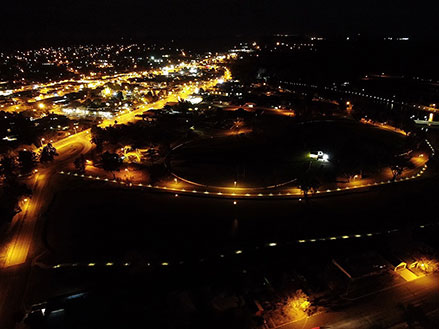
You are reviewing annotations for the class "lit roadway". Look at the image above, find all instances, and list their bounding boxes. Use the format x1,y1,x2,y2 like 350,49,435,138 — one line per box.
0,73,228,328
280,274,439,329
0,69,431,327
0,93,434,329
1,75,225,265
3,131,93,267
0,132,93,329
1,55,230,115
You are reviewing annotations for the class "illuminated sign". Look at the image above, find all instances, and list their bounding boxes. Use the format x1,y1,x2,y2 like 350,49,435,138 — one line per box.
309,151,329,162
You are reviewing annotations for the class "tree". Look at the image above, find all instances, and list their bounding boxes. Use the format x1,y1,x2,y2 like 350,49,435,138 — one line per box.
284,290,312,320
175,100,191,113
158,141,171,157
416,258,439,273
390,165,403,180
337,156,364,182
297,173,320,197
101,152,122,172
232,118,245,131
145,91,154,103
40,143,58,163
146,147,159,164
74,154,86,173
390,156,406,180
0,156,17,179
0,177,32,224
18,150,37,174
163,104,173,112
91,126,104,152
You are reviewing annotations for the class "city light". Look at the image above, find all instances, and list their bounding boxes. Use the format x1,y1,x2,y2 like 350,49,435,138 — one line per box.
1,25,438,329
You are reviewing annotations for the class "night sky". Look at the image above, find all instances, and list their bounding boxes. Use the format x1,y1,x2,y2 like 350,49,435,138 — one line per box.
1,1,438,46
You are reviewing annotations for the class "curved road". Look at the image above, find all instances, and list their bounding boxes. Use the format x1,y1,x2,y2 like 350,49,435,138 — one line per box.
0,74,228,329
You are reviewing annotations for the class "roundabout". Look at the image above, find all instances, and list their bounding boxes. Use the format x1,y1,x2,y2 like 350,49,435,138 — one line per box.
166,119,417,191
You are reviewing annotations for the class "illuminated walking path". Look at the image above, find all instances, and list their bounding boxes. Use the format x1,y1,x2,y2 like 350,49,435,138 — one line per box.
37,222,437,272
59,161,429,199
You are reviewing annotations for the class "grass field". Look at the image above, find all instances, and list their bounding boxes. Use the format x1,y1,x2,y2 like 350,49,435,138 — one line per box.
168,119,408,188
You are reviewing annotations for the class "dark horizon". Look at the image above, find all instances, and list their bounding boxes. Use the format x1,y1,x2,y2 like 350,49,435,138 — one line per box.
1,1,439,48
